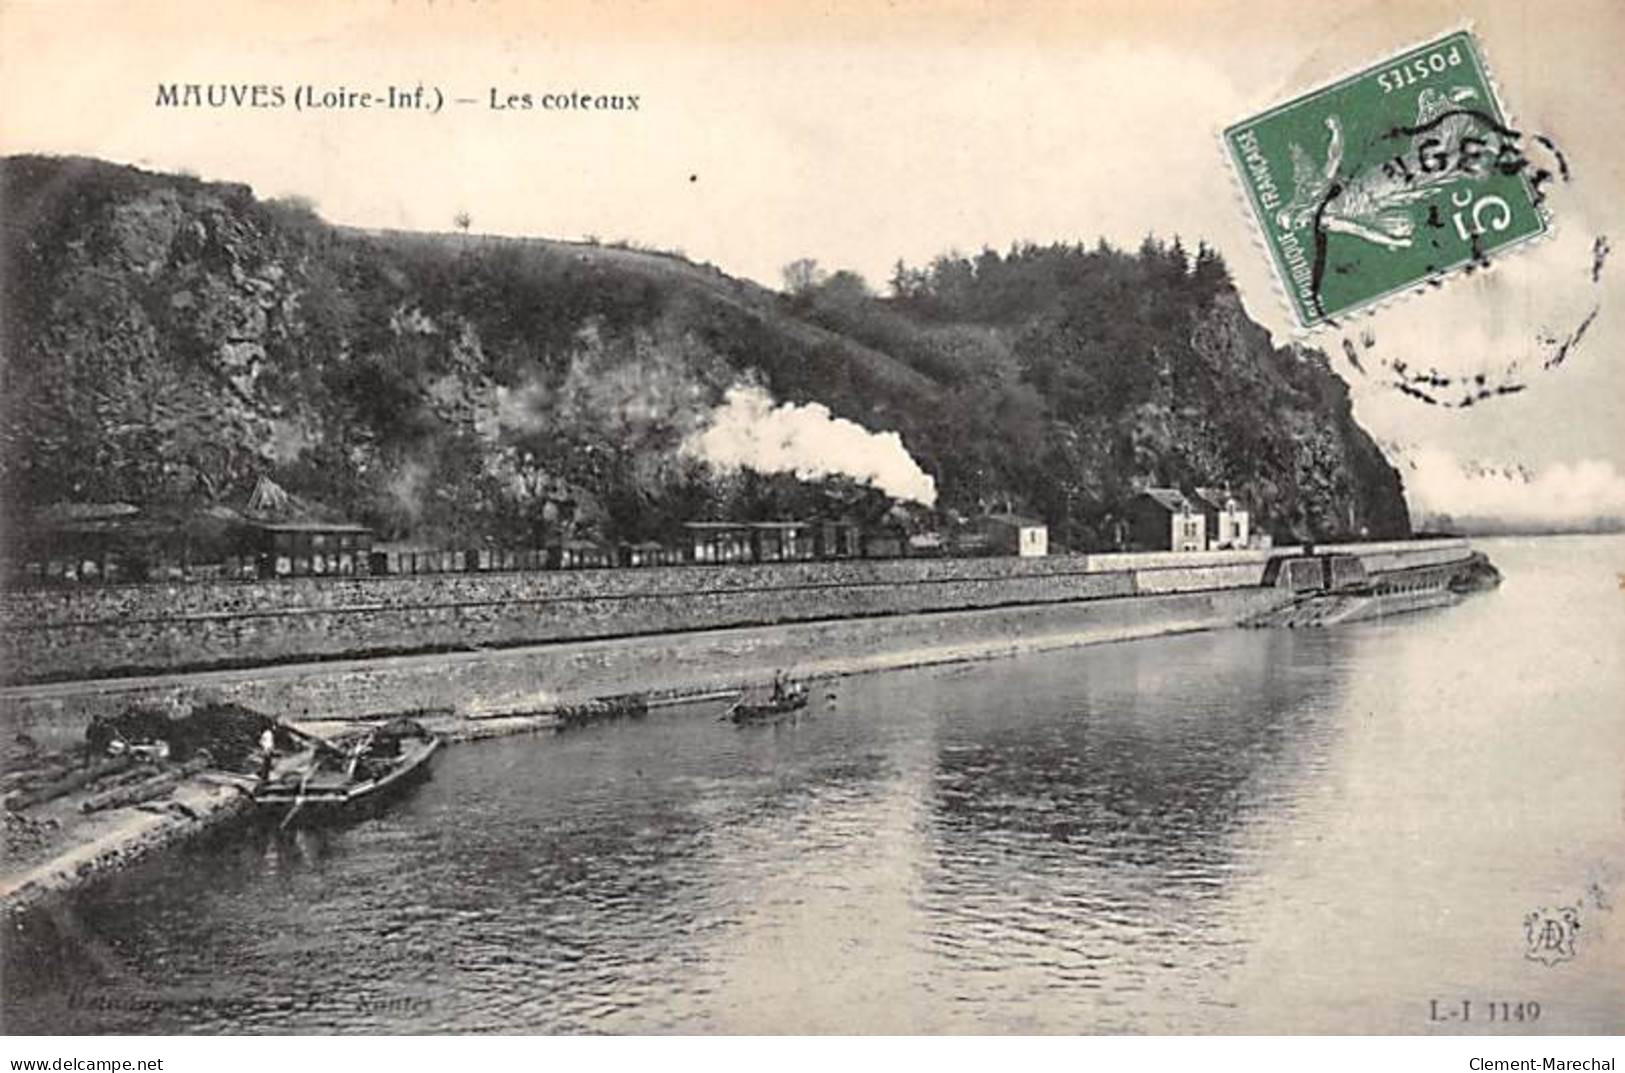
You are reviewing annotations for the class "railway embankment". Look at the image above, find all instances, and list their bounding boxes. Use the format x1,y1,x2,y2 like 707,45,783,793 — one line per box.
0,551,1285,686
0,540,1482,749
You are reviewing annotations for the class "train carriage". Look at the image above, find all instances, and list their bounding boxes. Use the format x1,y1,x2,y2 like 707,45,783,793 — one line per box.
250,522,373,579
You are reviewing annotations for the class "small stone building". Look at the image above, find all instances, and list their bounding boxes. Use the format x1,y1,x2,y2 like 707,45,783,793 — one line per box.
983,514,1049,558
1127,489,1205,552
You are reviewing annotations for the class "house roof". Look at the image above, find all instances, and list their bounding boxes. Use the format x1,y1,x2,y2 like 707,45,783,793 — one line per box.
682,520,809,532
984,513,1046,528
34,502,140,524
1137,488,1197,513
250,521,374,534
1190,487,1240,511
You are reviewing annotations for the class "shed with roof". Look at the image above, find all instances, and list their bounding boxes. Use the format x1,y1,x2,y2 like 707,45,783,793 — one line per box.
1128,488,1205,552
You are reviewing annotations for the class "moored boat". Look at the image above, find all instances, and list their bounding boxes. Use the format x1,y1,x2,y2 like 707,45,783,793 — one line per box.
254,718,440,824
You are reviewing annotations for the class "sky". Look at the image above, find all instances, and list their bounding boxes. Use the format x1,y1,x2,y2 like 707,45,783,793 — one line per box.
2,0,1621,518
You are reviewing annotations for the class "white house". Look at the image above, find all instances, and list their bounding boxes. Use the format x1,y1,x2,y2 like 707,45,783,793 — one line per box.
1192,487,1250,549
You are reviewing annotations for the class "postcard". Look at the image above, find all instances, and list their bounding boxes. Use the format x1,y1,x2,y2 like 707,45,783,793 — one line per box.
0,0,1620,1045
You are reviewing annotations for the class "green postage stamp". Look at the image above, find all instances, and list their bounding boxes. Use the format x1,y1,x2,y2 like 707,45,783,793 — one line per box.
1224,29,1551,329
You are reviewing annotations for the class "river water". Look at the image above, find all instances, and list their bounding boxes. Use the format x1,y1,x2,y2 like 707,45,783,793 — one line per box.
5,536,1622,1034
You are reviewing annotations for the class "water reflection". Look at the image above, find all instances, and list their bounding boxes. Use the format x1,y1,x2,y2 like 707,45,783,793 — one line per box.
911,630,1353,1032
7,537,1621,1033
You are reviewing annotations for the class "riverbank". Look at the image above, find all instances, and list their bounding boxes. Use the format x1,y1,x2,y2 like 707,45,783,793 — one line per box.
0,708,569,918
1,582,1293,916
0,540,1484,917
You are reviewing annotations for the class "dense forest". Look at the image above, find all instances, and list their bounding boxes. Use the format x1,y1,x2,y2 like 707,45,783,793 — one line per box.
0,155,1409,554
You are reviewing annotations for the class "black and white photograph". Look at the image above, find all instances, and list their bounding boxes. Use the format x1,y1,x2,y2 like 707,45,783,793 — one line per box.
0,0,1620,1058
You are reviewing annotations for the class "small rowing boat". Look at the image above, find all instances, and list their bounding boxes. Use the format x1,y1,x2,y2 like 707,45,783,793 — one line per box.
724,680,809,724
255,718,440,825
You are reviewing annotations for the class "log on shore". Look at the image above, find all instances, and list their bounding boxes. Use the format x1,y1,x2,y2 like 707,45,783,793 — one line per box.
3,756,135,813
80,758,213,814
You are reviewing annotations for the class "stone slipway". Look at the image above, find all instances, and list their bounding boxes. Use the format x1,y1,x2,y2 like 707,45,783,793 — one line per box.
0,712,561,918
1,778,252,918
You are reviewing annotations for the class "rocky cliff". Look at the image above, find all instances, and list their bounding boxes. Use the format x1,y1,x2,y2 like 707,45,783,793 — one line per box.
0,155,1410,551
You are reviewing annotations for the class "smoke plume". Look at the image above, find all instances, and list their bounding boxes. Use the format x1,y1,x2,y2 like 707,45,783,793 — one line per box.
1400,444,1625,532
682,385,938,507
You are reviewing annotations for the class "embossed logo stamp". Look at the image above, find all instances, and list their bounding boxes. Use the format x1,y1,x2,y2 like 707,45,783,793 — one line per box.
1223,29,1550,328
1523,905,1580,966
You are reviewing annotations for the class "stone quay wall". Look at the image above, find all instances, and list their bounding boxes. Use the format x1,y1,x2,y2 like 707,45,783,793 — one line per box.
0,540,1472,686
2,556,1138,684
2,586,1293,751
1313,538,1471,574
